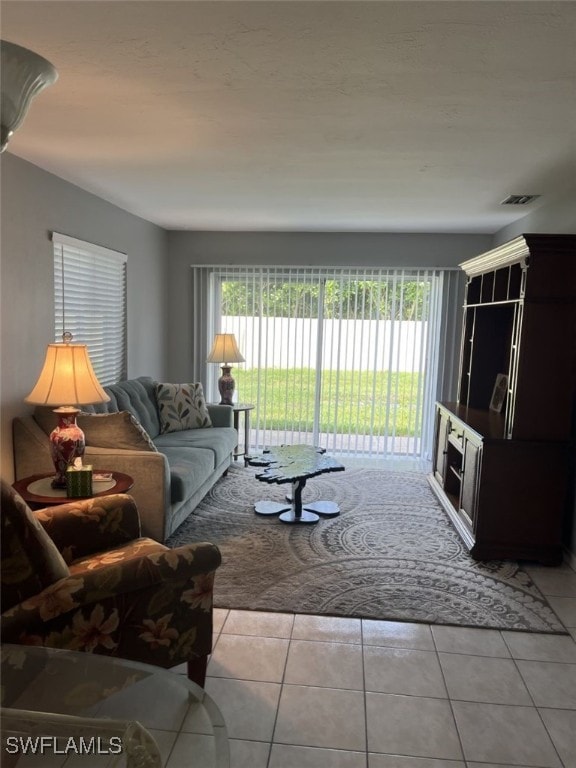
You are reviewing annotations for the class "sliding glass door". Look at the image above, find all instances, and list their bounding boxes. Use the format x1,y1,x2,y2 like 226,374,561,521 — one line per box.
200,266,446,460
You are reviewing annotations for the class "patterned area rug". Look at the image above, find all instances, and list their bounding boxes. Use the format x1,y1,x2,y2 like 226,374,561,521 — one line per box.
167,465,565,632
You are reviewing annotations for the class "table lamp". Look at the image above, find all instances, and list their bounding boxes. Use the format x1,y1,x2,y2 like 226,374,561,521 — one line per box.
25,333,110,488
206,333,245,405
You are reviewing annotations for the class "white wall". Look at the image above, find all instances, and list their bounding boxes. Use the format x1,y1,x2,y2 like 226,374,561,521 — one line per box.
0,153,169,481
224,316,426,372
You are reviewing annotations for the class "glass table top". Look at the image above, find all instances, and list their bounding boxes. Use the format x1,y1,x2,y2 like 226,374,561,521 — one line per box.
1,644,229,767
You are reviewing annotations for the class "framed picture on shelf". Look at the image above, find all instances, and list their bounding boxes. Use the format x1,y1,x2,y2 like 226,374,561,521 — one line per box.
489,373,508,413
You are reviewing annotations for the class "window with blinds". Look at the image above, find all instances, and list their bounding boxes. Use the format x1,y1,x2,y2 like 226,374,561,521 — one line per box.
196,266,449,461
53,232,127,386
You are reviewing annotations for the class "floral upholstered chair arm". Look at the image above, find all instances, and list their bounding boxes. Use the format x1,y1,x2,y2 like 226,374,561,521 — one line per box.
67,539,224,583
1,542,222,669
35,494,141,564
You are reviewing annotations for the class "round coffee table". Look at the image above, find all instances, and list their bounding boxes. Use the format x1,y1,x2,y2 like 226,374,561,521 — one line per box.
13,471,134,508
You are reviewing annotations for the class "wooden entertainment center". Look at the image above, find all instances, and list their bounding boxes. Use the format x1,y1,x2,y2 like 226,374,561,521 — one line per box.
429,234,576,564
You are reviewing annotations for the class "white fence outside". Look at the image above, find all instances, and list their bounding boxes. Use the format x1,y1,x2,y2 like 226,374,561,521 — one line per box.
223,316,427,373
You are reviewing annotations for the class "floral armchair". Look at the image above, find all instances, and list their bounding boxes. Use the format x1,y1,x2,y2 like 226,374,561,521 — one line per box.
0,479,221,686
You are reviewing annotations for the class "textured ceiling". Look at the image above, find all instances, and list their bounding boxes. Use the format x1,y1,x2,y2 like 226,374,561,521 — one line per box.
2,1,576,232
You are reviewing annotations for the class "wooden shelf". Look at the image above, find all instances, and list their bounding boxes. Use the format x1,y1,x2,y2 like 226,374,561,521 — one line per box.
448,465,462,481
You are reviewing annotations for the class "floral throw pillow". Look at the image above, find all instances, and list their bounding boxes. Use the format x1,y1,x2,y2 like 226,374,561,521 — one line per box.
155,383,213,433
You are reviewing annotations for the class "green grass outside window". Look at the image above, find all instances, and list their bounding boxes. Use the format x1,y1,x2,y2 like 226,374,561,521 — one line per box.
234,368,422,437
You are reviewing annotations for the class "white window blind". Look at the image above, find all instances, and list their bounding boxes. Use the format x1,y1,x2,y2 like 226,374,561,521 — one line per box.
53,232,127,386
194,265,449,461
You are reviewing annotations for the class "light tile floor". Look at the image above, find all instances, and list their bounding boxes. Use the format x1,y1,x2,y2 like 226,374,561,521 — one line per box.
160,560,576,768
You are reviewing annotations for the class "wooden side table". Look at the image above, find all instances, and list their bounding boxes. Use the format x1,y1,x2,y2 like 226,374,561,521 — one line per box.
13,471,134,509
230,403,254,461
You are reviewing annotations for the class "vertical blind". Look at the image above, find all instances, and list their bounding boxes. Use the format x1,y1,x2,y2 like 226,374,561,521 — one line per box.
194,265,453,461
53,232,127,386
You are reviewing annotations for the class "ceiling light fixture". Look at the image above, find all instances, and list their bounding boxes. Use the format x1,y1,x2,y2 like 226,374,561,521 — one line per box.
0,39,58,153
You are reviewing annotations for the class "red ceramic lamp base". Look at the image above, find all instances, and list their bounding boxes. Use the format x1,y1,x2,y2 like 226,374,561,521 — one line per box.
218,366,235,406
49,407,86,488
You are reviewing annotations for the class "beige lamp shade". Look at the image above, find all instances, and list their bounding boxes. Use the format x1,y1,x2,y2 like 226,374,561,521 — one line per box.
206,334,245,365
25,342,110,406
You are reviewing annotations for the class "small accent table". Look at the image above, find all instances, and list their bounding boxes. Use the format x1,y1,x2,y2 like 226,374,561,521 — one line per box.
13,471,134,508
247,444,345,524
1,644,229,767
230,403,254,461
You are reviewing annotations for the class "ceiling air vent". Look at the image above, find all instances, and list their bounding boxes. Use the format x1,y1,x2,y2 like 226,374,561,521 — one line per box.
500,194,541,206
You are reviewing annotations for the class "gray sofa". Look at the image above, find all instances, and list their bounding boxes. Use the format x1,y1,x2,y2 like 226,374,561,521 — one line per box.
13,376,237,542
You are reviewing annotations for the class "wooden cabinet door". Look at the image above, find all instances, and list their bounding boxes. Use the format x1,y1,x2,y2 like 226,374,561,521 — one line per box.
433,407,450,486
460,437,481,531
